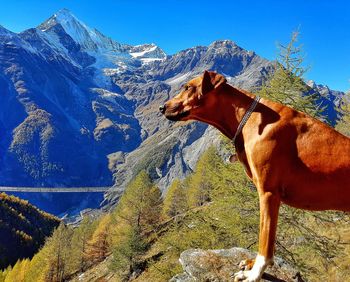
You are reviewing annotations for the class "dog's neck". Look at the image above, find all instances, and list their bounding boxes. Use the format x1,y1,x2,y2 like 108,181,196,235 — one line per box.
195,84,258,140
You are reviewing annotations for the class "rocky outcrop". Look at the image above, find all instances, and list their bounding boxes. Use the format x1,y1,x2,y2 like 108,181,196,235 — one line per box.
170,248,304,282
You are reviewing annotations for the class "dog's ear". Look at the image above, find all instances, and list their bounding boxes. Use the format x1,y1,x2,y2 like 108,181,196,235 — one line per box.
201,70,227,96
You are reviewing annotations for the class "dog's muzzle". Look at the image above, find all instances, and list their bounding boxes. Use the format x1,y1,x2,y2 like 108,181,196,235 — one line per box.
160,102,189,121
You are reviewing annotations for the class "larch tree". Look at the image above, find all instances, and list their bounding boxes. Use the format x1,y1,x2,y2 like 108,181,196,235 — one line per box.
66,217,97,274
111,225,147,281
44,223,73,282
24,246,50,282
186,147,222,207
162,179,188,220
110,171,162,280
113,171,162,235
83,214,111,265
3,258,30,282
259,31,324,118
0,266,12,282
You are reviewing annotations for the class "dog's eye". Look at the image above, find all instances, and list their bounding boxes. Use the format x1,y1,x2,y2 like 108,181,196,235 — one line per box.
184,85,193,91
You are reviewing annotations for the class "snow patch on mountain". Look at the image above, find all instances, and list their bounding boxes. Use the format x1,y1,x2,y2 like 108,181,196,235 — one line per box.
130,44,158,57
166,72,193,85
130,43,166,63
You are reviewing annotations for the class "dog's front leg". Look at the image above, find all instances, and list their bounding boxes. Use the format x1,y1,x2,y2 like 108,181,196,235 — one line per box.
234,191,280,282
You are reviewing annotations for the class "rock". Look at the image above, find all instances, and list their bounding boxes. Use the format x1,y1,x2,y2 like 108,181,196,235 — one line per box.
170,248,304,282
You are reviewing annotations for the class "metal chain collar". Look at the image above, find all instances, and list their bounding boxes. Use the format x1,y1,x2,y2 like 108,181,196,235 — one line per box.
231,96,261,146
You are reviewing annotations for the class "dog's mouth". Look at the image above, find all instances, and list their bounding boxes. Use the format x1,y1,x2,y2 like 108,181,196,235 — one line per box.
164,110,190,121
162,102,190,121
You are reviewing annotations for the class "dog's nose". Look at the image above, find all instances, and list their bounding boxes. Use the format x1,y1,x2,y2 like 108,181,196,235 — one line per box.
159,104,166,114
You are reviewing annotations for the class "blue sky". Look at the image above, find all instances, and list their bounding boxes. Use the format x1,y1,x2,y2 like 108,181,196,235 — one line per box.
0,0,349,91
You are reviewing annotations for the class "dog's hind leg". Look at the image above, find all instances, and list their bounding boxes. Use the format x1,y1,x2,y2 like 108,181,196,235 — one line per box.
234,191,280,282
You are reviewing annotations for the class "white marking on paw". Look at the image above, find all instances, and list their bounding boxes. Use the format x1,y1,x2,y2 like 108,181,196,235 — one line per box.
233,254,272,281
247,254,267,281
233,270,246,281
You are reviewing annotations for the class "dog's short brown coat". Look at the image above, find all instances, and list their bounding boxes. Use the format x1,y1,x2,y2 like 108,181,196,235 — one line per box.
161,70,350,281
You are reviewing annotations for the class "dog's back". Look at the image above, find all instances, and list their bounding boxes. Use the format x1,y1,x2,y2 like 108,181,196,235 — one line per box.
251,100,350,211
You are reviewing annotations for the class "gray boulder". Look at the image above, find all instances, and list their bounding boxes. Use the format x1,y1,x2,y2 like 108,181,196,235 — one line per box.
170,248,304,282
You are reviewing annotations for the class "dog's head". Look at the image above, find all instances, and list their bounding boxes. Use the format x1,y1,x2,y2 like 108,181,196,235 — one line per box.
160,70,227,121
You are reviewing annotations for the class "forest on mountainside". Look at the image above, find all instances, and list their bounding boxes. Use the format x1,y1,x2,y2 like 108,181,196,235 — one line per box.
0,193,60,270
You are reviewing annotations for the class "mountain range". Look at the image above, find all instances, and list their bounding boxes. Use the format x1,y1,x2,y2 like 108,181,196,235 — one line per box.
0,9,344,214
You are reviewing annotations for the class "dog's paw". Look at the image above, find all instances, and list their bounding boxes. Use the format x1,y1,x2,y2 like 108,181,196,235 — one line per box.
233,270,262,282
238,258,255,271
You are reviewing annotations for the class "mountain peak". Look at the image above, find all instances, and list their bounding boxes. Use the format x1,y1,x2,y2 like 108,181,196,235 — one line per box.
37,9,123,52
52,8,79,25
38,8,84,33
209,40,238,48
55,8,74,17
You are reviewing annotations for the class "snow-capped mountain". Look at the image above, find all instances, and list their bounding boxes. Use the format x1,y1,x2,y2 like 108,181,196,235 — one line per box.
38,8,125,53
0,9,344,214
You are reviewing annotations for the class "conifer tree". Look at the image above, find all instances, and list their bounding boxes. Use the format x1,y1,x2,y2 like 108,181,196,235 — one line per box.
114,171,162,234
18,259,30,282
0,266,11,282
162,179,188,219
4,261,20,282
0,270,5,282
24,247,50,282
110,171,162,280
83,214,111,265
44,223,73,282
66,217,97,274
186,147,221,207
4,259,29,282
111,225,147,280
259,31,323,118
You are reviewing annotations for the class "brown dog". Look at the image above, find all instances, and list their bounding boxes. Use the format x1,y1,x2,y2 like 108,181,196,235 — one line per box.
160,70,350,282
